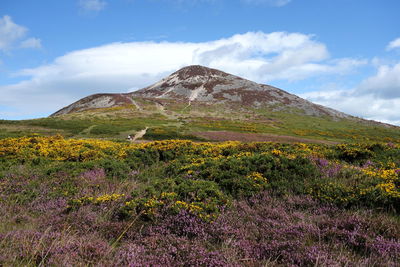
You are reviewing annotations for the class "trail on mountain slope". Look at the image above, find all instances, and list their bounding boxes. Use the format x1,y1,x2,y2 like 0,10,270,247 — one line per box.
129,96,142,110
181,78,209,112
79,125,97,135
181,101,191,112
155,102,180,121
155,102,166,114
132,127,149,141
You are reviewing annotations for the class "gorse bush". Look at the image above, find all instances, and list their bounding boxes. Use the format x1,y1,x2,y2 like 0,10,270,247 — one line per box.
122,178,227,221
1,136,400,265
1,136,399,213
336,143,378,163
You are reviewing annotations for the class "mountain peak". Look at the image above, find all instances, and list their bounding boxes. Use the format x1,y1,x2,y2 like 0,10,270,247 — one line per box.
172,65,229,79
133,65,248,101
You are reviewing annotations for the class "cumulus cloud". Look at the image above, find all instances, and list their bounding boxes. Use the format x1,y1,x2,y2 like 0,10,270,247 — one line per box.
0,15,27,51
0,15,42,52
0,31,365,119
303,90,400,126
19,37,42,49
357,63,400,99
301,63,400,125
387,38,400,51
79,0,107,12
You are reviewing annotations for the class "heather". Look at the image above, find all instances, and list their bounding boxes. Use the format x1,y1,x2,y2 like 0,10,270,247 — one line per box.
0,136,399,266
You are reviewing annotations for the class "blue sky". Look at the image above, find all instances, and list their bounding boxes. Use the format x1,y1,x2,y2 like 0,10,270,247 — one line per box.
1,0,400,124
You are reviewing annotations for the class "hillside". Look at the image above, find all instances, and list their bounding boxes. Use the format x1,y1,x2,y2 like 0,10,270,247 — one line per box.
53,65,347,118
1,65,399,143
1,136,399,265
1,66,400,266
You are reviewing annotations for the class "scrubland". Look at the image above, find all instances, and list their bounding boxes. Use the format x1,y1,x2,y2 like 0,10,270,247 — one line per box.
0,136,399,266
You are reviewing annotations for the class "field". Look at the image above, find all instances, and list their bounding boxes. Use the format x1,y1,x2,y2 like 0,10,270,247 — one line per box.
1,100,400,144
0,136,399,266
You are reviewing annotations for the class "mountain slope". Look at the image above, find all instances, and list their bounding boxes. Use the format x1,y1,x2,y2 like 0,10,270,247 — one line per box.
133,65,347,118
52,65,347,119
33,65,399,143
51,93,135,117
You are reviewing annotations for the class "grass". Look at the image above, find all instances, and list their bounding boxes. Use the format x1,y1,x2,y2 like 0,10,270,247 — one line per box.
143,126,206,141
1,100,399,143
0,116,173,139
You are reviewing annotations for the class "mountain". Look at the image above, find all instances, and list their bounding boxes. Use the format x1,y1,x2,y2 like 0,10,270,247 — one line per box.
42,65,399,144
51,65,346,119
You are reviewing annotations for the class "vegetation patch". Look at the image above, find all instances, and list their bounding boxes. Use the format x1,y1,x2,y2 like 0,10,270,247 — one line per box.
144,126,205,141
0,136,399,265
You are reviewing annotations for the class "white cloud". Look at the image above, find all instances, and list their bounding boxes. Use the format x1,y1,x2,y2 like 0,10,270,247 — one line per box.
357,63,400,99
387,38,400,51
0,15,27,51
242,0,291,7
79,0,107,12
20,37,42,49
301,63,400,125
0,15,42,53
303,90,400,126
0,31,364,119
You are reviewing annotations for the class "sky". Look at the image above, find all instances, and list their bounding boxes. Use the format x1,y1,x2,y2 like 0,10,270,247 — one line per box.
0,0,400,125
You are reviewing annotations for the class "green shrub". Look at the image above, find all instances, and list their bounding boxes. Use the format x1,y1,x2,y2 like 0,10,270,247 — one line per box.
91,158,131,180
175,154,319,197
90,124,121,135
122,177,227,221
124,148,160,169
336,144,373,163
144,127,204,141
